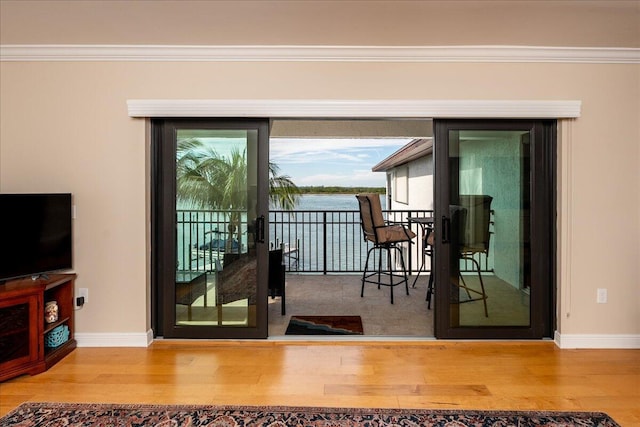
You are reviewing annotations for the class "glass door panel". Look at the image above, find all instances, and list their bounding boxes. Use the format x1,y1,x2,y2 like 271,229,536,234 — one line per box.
434,120,555,339
449,130,531,327
175,129,259,328
153,119,269,339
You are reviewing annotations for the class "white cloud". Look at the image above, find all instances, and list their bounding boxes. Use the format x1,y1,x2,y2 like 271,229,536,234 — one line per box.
270,138,410,187
293,169,386,187
270,138,410,165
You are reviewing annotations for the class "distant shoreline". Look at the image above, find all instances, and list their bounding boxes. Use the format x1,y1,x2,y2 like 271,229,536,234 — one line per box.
298,186,385,195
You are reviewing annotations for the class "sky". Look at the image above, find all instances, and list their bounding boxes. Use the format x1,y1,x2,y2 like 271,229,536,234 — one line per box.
269,138,412,187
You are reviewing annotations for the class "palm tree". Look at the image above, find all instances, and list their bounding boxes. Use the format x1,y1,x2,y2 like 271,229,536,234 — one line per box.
176,138,300,251
269,161,300,210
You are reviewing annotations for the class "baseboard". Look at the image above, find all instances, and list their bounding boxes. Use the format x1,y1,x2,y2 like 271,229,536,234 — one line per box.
75,330,639,348
75,330,154,347
554,331,640,349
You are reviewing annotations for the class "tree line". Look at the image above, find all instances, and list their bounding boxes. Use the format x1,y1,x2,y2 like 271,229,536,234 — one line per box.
298,186,385,194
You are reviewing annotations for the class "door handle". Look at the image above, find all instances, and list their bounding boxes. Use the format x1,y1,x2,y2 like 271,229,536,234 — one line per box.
256,215,265,243
441,215,450,244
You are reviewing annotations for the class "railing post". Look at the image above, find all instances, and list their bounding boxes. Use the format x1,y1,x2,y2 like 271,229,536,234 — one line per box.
323,211,328,275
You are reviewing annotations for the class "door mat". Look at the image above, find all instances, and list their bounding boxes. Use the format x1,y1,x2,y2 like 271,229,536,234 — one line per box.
285,315,364,335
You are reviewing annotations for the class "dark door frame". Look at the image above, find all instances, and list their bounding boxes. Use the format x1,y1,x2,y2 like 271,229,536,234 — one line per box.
151,118,270,339
433,119,556,339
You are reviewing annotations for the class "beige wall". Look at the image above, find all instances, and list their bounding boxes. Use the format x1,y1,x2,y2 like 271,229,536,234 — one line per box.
2,1,638,47
1,1,638,343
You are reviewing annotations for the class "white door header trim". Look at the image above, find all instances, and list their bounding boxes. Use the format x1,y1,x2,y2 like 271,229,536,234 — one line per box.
127,99,581,119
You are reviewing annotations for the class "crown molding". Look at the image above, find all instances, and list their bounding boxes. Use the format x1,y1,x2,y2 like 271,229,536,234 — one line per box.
1,45,638,63
126,99,581,118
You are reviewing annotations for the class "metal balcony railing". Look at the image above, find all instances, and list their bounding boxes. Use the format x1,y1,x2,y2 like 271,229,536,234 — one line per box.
177,208,493,275
269,209,432,274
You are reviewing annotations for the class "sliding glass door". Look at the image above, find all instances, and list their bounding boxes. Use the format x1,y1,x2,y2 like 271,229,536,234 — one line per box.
433,120,555,339
152,119,270,339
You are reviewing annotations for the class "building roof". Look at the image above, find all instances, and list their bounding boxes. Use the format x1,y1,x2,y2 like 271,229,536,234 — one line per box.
371,138,433,172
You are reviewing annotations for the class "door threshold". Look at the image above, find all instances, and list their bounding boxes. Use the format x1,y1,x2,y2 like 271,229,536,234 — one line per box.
267,335,437,342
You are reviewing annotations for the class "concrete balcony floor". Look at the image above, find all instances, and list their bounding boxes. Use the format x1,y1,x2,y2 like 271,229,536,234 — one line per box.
268,273,435,337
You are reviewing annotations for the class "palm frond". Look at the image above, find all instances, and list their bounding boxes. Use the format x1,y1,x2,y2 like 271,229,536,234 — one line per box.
176,138,300,211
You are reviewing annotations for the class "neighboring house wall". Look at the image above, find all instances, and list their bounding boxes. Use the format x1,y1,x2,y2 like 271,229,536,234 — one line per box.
388,155,434,212
387,155,434,273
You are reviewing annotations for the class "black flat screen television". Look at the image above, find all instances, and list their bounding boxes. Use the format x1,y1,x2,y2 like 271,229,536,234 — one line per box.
0,193,73,282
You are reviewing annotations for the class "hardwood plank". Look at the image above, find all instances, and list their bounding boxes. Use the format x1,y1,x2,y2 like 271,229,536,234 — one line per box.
324,384,491,397
0,341,637,426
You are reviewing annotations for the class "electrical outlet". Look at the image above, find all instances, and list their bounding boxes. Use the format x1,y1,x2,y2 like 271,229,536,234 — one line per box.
76,288,88,308
597,288,607,304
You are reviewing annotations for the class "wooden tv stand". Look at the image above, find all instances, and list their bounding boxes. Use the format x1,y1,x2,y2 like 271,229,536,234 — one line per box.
0,274,77,382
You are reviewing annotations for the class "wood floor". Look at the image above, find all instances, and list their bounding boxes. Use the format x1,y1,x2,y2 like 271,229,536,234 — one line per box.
0,341,638,425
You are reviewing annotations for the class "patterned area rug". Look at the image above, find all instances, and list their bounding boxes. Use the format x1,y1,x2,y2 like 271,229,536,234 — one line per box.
285,315,363,335
0,403,620,426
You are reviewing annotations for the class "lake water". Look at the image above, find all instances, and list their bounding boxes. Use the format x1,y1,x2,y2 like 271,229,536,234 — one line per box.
278,193,384,211
269,194,388,272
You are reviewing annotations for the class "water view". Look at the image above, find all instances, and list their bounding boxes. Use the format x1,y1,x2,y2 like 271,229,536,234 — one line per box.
287,193,383,211
270,193,381,272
